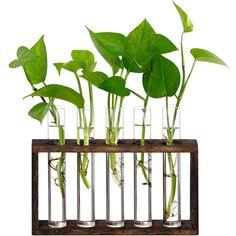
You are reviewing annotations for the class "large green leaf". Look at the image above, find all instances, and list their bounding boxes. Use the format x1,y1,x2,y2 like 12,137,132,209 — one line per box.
100,76,130,96
83,72,130,96
190,48,227,66
123,19,156,73
87,28,127,74
25,84,84,109
149,34,178,55
71,50,95,73
173,2,193,33
28,99,54,124
9,46,37,68
23,35,47,84
143,56,180,98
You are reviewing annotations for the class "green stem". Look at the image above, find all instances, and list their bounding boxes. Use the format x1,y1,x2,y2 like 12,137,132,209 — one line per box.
50,104,66,198
180,33,185,89
88,82,94,133
130,89,146,102
106,70,130,186
74,72,92,189
115,71,130,129
139,95,152,187
164,61,196,221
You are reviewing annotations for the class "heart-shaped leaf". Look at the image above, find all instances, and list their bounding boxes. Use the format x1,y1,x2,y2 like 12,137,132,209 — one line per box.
100,76,130,96
54,63,64,75
87,28,127,75
143,56,180,98
123,19,156,73
28,99,54,124
149,34,178,55
173,2,193,33
23,35,48,84
71,50,96,73
190,48,227,66
9,46,37,68
25,84,84,109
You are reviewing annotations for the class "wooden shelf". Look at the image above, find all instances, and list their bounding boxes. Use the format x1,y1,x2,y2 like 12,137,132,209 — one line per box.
34,220,197,235
32,139,198,153
32,139,198,235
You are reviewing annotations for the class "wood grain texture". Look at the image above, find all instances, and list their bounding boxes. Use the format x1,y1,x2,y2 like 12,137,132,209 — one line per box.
32,139,198,153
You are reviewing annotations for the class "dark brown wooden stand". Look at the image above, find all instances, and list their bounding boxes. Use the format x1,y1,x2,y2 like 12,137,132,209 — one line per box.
32,139,198,235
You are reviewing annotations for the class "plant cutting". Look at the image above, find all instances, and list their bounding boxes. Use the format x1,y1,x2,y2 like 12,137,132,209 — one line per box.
54,49,98,227
9,36,84,227
54,50,96,189
140,1,227,227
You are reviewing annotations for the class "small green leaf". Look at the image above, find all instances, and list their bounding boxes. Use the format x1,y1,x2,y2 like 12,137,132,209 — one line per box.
149,34,178,55
190,48,227,66
100,76,130,96
143,56,180,98
28,99,54,124
123,19,156,73
9,46,37,68
71,50,96,73
173,2,193,33
54,63,64,75
25,84,84,109
63,60,83,73
87,27,127,74
83,71,108,87
23,35,48,84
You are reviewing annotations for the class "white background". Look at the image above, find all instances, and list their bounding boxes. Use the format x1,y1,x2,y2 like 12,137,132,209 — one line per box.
0,0,235,235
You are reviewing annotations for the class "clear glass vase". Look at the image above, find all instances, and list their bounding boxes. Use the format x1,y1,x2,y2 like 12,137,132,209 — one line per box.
106,107,124,228
77,107,95,228
133,106,152,227
47,105,66,228
162,105,181,228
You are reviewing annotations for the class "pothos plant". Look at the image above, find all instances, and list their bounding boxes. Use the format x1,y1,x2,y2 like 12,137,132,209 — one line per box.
9,36,85,198
84,18,180,187
83,1,227,220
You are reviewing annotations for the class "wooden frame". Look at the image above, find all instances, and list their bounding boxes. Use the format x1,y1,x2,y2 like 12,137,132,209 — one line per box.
32,139,198,235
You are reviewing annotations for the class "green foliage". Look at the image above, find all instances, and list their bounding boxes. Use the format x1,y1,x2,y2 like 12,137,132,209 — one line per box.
100,76,130,96
62,60,83,73
28,99,54,123
123,19,156,73
25,84,84,109
173,1,193,33
149,34,178,55
87,28,127,74
143,56,180,98
83,71,108,87
53,63,65,75
23,36,47,84
190,48,227,66
54,50,96,75
71,50,95,73
83,72,130,96
9,35,48,85
9,46,37,68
